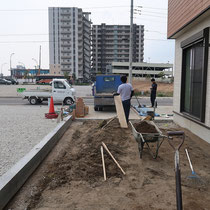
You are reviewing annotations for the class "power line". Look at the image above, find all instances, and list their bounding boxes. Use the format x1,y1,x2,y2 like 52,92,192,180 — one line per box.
145,30,166,34
0,34,49,37
145,38,173,42
0,28,167,37
137,6,167,11
0,6,130,12
134,13,167,19
134,17,167,23
0,6,168,12
134,8,167,15
0,38,174,44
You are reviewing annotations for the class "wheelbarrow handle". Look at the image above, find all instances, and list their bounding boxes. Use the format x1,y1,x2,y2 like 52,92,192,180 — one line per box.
167,131,185,151
167,131,184,136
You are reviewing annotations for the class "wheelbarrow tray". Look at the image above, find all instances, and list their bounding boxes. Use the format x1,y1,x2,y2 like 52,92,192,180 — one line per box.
130,121,165,159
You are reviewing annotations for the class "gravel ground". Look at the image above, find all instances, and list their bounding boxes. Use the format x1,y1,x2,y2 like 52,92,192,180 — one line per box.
0,105,59,176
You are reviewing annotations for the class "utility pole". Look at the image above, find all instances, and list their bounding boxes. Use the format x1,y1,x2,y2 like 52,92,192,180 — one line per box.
129,0,134,84
38,45,41,75
10,53,15,77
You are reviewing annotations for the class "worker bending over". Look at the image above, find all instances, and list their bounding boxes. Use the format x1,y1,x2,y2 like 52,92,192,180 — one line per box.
116,75,134,123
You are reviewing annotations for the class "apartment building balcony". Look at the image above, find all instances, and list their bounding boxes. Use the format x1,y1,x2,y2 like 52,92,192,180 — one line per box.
84,56,90,62
84,52,91,57
60,9,72,13
61,44,71,47
60,13,71,17
60,15,71,20
61,25,71,29
78,60,83,65
83,38,91,44
60,30,71,34
61,58,72,61
61,37,71,41
62,62,72,66
83,32,90,39
61,55,72,59
61,50,71,53
83,45,90,51
83,28,91,34
60,19,71,23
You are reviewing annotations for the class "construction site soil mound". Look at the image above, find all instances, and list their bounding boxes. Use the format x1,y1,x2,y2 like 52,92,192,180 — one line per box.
134,121,158,133
8,120,210,210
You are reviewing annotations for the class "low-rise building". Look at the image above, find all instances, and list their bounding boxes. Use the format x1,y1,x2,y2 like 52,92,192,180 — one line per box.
11,66,49,78
110,62,173,79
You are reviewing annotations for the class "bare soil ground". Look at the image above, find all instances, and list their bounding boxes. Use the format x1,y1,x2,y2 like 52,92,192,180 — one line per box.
7,119,210,210
133,80,174,93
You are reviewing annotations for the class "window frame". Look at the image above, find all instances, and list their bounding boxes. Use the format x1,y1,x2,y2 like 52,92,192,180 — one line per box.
54,81,66,89
180,28,209,122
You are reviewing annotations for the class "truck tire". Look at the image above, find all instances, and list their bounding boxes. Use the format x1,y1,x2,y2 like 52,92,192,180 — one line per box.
37,98,43,104
99,107,103,111
64,97,74,105
29,97,38,105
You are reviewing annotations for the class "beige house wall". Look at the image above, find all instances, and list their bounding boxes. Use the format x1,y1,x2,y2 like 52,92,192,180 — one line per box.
173,15,210,143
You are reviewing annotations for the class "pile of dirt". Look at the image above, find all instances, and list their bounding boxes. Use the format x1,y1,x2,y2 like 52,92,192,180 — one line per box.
134,121,158,133
27,118,131,209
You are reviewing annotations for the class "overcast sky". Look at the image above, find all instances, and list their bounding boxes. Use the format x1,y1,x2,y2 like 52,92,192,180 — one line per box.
0,0,174,76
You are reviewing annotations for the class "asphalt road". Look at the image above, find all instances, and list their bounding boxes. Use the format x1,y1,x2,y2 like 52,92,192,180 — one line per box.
0,97,173,106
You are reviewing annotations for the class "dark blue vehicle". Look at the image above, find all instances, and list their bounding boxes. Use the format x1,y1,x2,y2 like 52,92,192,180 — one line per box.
93,75,122,111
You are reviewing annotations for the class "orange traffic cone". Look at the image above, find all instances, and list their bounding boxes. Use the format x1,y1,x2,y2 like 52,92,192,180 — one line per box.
45,96,58,119
49,96,55,114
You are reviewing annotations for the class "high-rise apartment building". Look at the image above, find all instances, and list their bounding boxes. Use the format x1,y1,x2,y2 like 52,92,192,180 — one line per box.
91,24,144,74
49,7,91,81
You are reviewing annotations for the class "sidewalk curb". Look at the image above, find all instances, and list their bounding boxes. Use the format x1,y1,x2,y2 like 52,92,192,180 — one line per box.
0,115,72,209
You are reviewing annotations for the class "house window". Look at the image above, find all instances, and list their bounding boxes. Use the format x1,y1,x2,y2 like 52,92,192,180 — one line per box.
181,28,209,122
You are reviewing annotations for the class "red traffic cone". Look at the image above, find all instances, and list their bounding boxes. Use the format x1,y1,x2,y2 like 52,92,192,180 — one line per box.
49,96,55,114
45,96,58,119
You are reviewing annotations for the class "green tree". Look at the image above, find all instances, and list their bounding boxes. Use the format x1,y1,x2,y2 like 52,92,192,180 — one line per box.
63,71,70,80
158,71,165,79
145,74,151,80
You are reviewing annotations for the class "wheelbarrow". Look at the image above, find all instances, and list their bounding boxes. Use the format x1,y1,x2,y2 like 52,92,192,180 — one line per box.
129,121,166,159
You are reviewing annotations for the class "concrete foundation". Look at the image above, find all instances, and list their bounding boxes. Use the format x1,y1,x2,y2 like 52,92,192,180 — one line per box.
174,113,210,144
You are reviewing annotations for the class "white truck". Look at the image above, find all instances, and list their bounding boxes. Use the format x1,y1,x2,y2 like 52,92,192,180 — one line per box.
22,79,76,105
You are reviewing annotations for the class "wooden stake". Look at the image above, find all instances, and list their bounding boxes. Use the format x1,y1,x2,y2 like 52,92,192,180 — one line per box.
102,142,126,175
56,107,64,123
61,107,64,121
57,111,62,123
101,146,106,181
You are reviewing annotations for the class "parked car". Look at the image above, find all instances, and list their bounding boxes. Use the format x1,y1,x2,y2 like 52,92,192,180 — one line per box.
0,78,12,85
36,79,52,84
5,78,19,85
